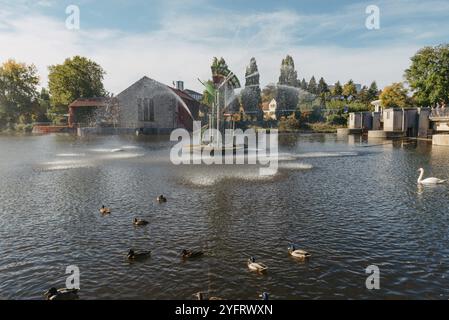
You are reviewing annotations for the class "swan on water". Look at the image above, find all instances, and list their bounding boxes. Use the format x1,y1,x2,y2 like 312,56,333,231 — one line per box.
417,168,446,185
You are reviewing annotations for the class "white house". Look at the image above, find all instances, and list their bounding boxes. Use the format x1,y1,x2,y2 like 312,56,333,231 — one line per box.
262,99,277,120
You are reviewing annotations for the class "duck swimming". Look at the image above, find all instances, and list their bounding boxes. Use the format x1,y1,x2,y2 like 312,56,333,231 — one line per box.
157,195,167,203
181,249,204,259
127,249,151,261
259,292,269,300
133,218,149,226
194,292,223,300
288,244,311,259
247,257,268,273
99,205,111,214
44,287,79,300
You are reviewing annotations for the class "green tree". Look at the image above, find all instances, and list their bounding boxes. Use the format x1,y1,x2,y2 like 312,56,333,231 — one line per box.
317,77,329,105
262,84,277,103
405,44,449,106
367,81,379,102
358,85,369,105
276,55,299,119
308,76,317,94
300,78,308,91
48,56,107,119
332,81,343,97
342,79,357,98
0,59,39,128
33,88,51,122
380,82,409,109
317,77,329,94
241,57,263,121
200,80,215,108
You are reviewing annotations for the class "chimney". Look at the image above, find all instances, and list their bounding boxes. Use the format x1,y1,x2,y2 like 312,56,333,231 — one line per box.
176,81,184,91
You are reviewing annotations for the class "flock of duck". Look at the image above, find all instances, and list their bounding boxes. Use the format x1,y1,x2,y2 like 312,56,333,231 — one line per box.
44,193,311,301
43,167,446,300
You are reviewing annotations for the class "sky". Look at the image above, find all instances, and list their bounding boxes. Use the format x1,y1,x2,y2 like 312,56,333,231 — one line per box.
0,0,448,93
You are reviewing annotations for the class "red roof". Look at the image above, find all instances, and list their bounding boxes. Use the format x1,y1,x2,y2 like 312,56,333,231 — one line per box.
168,87,198,103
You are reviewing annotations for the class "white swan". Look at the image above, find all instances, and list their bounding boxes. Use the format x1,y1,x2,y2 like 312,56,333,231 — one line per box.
417,168,446,185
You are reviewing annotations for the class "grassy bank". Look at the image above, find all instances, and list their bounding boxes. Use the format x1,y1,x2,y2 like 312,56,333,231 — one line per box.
304,123,345,133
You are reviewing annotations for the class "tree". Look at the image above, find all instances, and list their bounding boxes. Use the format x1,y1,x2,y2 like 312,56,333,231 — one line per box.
342,79,357,98
278,55,299,87
308,76,317,94
262,84,277,103
0,59,39,128
317,77,329,106
317,77,329,94
33,88,51,122
241,57,263,121
48,56,107,118
300,78,308,91
332,81,343,97
367,81,379,102
200,80,215,108
358,85,369,105
276,55,299,119
405,44,449,106
380,82,409,109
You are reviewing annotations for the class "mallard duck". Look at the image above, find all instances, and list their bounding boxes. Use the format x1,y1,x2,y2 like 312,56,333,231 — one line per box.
181,249,204,259
133,218,149,226
259,292,269,300
127,249,151,260
194,292,223,300
99,205,111,214
288,244,311,259
157,195,167,203
44,287,79,300
247,257,268,273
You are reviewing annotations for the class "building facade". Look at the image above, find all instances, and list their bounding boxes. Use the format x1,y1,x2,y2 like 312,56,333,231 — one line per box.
116,76,199,133
348,112,372,130
262,99,277,120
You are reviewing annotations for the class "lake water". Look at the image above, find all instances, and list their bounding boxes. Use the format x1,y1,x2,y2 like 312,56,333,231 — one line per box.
1,133,449,300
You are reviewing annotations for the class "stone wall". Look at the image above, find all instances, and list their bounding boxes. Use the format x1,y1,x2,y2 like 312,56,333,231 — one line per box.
433,134,449,146
116,77,177,130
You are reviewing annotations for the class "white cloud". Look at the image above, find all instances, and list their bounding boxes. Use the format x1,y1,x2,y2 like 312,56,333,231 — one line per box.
0,4,432,95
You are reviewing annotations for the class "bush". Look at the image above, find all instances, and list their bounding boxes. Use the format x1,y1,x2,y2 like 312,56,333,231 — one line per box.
326,114,347,125
15,123,33,133
278,113,300,132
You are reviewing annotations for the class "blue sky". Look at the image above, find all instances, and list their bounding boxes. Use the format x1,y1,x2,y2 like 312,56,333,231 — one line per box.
0,0,448,93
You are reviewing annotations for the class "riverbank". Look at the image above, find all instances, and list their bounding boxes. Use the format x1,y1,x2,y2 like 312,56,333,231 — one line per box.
0,124,34,134
259,123,345,134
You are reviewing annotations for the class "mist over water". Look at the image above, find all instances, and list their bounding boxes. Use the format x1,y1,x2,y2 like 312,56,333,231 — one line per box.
1,134,449,299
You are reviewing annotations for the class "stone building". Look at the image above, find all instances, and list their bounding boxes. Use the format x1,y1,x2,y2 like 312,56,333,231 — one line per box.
348,112,372,130
116,76,199,134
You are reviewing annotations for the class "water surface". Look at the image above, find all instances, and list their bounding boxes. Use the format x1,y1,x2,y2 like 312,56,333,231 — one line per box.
0,133,448,300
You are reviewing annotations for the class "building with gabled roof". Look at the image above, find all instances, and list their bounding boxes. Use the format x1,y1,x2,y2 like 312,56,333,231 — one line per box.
116,76,199,133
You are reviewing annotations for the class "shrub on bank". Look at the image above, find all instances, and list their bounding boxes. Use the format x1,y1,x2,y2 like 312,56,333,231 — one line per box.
326,114,347,126
278,114,301,132
14,123,33,133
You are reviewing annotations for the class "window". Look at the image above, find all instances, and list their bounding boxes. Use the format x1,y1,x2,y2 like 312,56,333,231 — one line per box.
386,111,390,120
144,98,149,121
142,98,155,122
149,99,155,121
138,98,143,121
